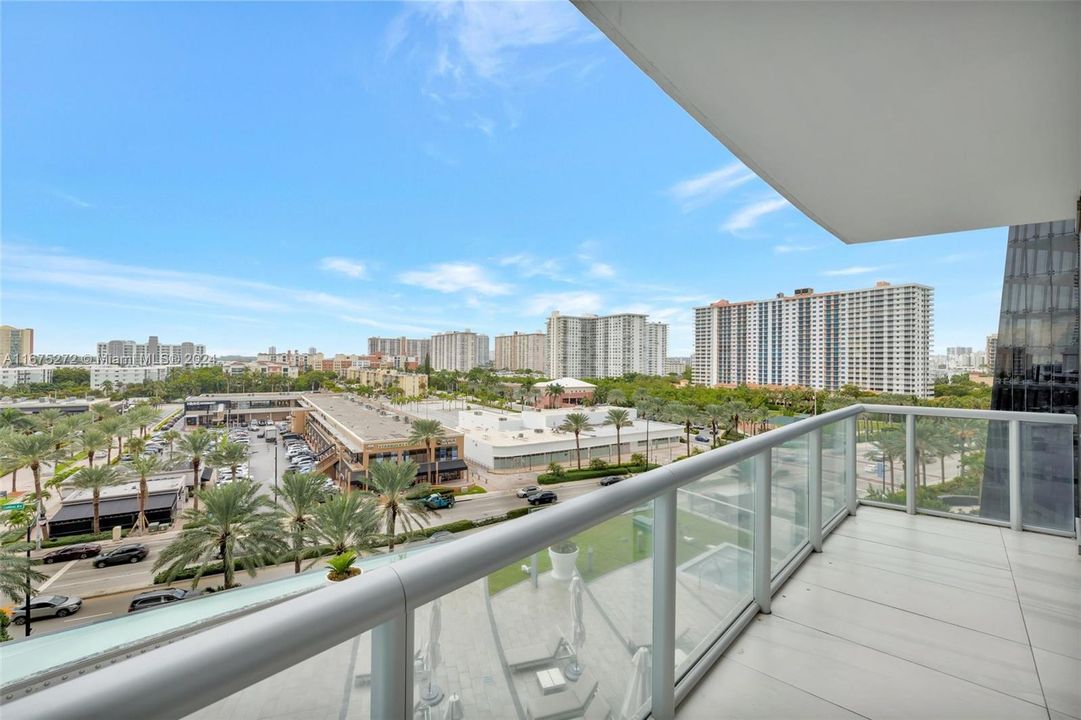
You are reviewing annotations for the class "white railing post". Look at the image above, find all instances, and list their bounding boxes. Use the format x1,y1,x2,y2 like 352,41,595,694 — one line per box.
905,414,917,514
845,415,858,515
1008,420,1022,531
371,610,413,720
651,489,677,720
809,428,823,552
754,449,773,614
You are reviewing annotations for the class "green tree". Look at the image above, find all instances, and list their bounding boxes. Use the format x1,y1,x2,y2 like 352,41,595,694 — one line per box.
635,396,666,466
366,460,430,551
407,419,446,486
72,465,123,533
153,481,286,590
162,429,181,463
0,517,47,604
606,388,627,407
0,433,60,511
74,428,110,469
666,403,700,451
126,404,159,438
558,412,594,470
211,440,249,483
128,454,164,533
279,471,327,573
98,416,127,463
602,408,633,465
177,428,215,511
544,383,565,409
703,404,727,448
31,409,64,434
311,490,381,556
870,426,906,492
0,409,33,434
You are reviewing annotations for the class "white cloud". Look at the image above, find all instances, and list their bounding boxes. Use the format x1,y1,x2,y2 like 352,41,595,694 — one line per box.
588,262,615,279
338,316,437,335
523,291,603,316
721,197,791,233
399,262,512,296
468,113,496,137
821,265,888,277
319,257,366,279
47,189,93,209
499,253,562,279
773,243,816,255
667,162,756,211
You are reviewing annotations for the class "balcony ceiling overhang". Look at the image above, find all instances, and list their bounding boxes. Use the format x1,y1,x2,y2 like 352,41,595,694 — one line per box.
574,1,1081,243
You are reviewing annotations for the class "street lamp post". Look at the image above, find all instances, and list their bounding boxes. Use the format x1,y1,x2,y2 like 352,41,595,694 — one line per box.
24,522,32,638
273,436,279,506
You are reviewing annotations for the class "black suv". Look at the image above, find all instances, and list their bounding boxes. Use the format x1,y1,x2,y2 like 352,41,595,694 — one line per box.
93,544,150,568
527,490,558,506
128,588,192,613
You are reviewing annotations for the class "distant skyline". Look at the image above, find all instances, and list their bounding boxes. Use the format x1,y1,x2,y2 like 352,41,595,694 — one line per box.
2,2,1006,357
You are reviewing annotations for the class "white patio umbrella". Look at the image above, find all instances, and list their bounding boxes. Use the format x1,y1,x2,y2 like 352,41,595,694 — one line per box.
619,646,650,720
565,575,586,680
421,598,444,705
442,693,464,720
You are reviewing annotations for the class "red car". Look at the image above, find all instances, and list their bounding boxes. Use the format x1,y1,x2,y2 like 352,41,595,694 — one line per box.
42,543,102,564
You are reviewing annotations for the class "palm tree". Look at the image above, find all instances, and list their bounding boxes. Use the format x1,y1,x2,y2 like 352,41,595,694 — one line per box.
32,409,64,434
0,409,33,434
128,454,163,533
126,436,147,457
98,417,125,463
544,383,565,410
948,418,985,470
606,388,627,407
311,490,382,556
127,404,159,438
51,414,82,455
211,440,249,483
177,429,214,510
279,471,327,573
0,433,61,508
636,396,666,467
602,408,633,466
366,460,431,551
703,404,727,448
74,428,110,468
408,419,446,486
558,412,594,470
666,403,700,452
153,481,286,590
72,466,123,534
722,400,753,438
871,426,906,492
162,429,181,463
0,513,47,604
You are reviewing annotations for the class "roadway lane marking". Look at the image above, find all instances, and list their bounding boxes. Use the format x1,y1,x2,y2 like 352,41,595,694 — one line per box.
50,570,151,588
37,560,77,592
64,612,111,623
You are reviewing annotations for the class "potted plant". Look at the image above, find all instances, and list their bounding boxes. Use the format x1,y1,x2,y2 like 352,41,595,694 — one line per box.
325,550,361,583
548,540,579,580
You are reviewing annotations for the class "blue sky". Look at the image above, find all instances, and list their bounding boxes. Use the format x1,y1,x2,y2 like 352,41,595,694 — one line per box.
1,1,1006,357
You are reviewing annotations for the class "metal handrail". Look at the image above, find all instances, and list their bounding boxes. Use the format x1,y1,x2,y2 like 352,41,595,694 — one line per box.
3,403,1075,719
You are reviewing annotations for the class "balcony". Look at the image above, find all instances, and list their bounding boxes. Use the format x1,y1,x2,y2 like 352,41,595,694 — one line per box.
0,404,1076,720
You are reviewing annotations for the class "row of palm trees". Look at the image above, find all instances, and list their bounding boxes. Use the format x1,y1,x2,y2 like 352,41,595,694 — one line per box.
153,460,435,590
867,417,986,493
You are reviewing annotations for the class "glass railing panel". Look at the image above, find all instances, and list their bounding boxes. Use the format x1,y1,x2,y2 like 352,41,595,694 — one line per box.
183,629,374,719
772,435,809,574
913,417,1006,520
674,459,754,677
1019,421,1075,532
857,411,907,507
483,507,654,720
821,420,847,523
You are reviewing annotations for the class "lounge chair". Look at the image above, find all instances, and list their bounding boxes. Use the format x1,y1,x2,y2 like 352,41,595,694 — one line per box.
526,670,598,720
505,636,567,672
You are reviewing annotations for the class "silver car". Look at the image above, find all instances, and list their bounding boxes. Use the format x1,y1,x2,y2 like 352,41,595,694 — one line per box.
11,594,83,624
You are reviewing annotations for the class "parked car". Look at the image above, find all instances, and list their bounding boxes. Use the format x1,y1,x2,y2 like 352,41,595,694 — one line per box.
516,485,540,498
93,544,150,568
424,493,456,510
527,490,558,506
599,475,625,486
694,435,710,443
128,588,193,613
42,543,101,564
10,594,83,624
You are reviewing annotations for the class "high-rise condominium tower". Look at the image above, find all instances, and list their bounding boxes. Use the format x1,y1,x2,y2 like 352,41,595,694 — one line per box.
545,312,668,379
693,282,934,397
430,330,490,372
0,326,34,366
493,332,547,373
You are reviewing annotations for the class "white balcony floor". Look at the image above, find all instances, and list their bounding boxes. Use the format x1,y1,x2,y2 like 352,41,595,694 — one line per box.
679,507,1081,720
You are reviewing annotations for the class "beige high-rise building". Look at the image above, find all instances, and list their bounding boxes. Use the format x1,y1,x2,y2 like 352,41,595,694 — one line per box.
493,332,546,373
0,326,34,366
546,312,668,379
430,330,490,372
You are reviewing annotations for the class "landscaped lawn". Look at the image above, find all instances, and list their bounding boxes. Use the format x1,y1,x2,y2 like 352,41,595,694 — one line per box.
487,508,748,595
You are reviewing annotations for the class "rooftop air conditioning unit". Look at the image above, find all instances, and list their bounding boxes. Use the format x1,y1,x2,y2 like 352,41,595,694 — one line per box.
474,411,482,416
534,428,545,434
517,433,525,438
498,417,507,422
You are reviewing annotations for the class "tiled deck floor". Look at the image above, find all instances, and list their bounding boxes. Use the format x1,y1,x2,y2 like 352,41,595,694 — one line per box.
679,507,1081,720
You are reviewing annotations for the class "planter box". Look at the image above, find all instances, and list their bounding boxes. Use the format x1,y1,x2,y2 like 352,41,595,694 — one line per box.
548,546,579,580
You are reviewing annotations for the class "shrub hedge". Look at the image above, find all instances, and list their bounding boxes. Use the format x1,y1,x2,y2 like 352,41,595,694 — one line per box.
41,529,129,549
537,463,658,485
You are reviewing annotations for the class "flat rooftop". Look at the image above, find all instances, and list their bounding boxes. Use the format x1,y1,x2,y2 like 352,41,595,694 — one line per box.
302,394,460,446
62,475,186,504
186,392,302,402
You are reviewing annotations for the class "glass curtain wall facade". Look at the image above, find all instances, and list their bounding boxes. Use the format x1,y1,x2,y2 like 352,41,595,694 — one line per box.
984,219,1079,525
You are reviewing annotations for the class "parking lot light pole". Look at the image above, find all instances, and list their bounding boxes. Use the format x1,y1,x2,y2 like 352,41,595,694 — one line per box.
24,522,32,638
273,436,279,506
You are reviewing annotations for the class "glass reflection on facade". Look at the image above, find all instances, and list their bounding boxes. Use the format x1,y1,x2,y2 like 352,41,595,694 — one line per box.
983,219,1079,525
